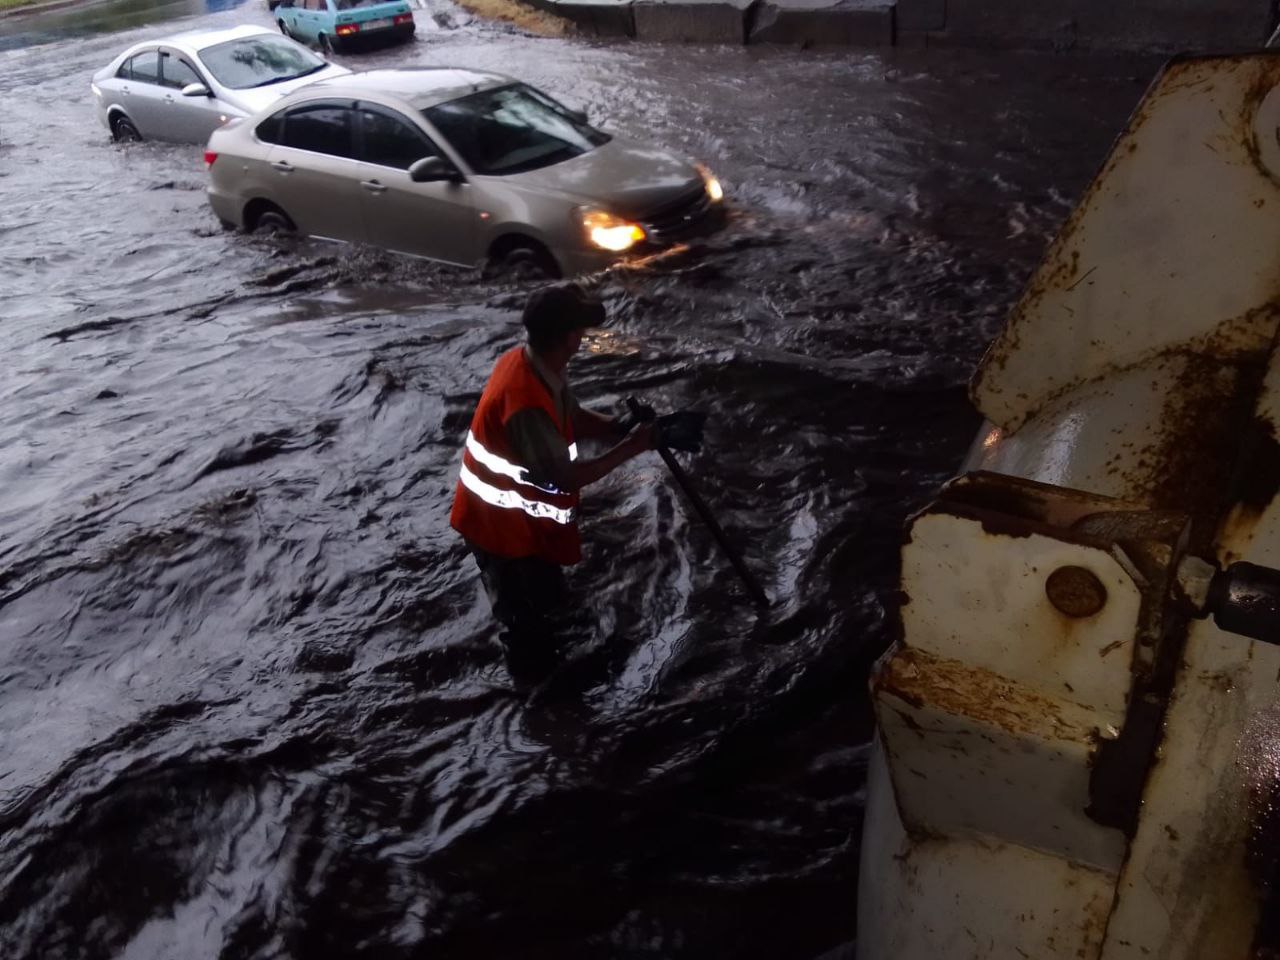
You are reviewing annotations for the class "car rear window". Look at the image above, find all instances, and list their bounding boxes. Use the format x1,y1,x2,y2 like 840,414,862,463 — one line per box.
257,111,285,144
199,36,326,91
423,83,609,177
120,51,161,84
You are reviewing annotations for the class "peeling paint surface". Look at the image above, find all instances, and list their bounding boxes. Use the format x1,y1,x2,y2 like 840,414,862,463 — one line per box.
972,54,1280,436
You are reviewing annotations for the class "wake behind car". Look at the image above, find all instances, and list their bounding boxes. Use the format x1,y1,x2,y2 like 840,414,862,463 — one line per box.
205,68,726,277
275,0,416,55
91,25,350,144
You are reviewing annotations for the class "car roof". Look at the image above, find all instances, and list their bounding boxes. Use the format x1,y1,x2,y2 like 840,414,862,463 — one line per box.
305,68,514,110
124,24,276,57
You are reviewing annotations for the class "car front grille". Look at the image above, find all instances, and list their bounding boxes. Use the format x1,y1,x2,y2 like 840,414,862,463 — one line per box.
641,186,717,244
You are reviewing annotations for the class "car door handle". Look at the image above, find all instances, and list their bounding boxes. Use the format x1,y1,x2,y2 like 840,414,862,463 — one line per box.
360,179,388,194
271,161,295,173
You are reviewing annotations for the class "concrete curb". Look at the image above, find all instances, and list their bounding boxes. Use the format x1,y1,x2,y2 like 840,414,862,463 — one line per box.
633,0,753,42
531,0,896,43
524,0,634,36
749,0,892,46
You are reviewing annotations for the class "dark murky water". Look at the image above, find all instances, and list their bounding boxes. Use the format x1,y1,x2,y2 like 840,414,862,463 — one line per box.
0,7,1155,956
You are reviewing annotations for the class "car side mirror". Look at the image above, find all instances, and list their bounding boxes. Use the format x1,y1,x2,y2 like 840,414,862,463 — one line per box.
181,82,211,98
409,156,462,183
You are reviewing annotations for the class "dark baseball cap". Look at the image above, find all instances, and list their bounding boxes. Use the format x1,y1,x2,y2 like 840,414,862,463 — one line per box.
522,282,606,341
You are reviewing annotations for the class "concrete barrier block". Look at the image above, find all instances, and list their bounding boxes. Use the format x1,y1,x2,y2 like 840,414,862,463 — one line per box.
525,0,635,36
748,0,893,46
938,0,1276,51
894,0,943,31
632,0,754,43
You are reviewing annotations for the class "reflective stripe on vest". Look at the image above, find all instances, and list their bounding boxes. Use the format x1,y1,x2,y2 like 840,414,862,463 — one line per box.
465,431,579,490
457,460,576,525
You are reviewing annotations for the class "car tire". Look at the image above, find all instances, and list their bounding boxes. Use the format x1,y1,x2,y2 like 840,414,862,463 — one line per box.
111,115,141,143
252,206,296,235
487,241,560,282
277,18,291,36
318,33,335,55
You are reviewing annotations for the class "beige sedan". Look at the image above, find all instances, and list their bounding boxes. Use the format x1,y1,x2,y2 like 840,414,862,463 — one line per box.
205,68,726,277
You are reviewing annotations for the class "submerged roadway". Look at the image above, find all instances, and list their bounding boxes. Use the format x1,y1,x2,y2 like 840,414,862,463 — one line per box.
0,5,1157,957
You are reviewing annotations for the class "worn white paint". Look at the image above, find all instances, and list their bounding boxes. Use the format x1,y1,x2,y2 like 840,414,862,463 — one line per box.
971,55,1280,434
860,52,1280,960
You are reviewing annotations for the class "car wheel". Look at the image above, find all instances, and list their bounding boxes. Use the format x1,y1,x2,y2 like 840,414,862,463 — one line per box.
318,33,335,55
111,115,141,143
277,18,291,36
488,242,560,282
253,206,296,235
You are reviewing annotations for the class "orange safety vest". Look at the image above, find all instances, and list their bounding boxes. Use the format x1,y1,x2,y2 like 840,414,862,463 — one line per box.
450,347,582,564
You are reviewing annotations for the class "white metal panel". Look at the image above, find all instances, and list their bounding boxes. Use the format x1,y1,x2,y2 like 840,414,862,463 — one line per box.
878,648,1128,870
859,741,1114,960
903,514,1142,721
1099,355,1280,959
972,55,1280,433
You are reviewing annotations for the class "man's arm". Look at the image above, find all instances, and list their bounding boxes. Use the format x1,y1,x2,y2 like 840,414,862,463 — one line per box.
508,409,652,494
569,395,626,442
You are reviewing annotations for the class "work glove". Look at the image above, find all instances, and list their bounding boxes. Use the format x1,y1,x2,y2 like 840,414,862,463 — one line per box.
655,410,706,454
616,397,657,435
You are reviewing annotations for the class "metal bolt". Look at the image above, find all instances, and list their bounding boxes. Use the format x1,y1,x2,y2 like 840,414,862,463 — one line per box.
1046,566,1107,618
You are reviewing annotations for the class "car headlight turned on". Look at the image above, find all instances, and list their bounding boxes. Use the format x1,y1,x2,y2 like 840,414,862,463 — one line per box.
696,163,724,202
577,208,645,252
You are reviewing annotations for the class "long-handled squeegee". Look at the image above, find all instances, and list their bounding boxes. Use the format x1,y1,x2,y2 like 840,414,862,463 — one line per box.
627,397,770,607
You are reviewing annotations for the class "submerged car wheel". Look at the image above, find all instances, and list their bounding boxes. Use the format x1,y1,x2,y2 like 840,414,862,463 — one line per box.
111,115,141,143
252,206,296,235
277,18,291,36
487,241,560,282
318,33,335,55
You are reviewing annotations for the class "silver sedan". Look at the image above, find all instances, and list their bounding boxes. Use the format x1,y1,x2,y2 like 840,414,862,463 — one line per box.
205,68,726,277
91,24,350,144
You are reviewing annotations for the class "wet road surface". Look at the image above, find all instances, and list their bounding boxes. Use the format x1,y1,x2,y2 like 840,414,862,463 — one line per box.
0,6,1157,957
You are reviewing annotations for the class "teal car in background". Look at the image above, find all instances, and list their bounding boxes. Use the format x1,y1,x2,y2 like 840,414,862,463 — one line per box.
275,0,415,54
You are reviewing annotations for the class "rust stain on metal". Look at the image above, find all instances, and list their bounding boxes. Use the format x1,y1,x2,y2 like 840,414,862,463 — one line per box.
1219,416,1280,551
972,55,1280,432
1046,565,1108,618
876,647,1093,742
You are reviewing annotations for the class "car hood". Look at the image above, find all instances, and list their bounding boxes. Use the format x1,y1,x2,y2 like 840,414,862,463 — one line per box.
222,63,350,116
499,137,703,217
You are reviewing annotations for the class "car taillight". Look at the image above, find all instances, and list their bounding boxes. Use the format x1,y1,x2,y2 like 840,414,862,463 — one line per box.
393,12,412,23
335,22,360,34
203,151,217,168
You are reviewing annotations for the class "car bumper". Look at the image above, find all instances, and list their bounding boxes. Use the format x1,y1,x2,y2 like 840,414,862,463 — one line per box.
336,20,415,48
207,186,243,229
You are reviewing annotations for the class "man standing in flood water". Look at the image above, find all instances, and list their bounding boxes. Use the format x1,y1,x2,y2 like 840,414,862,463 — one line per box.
451,283,700,675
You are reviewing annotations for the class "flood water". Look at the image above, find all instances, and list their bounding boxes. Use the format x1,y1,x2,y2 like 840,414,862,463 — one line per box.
0,5,1155,956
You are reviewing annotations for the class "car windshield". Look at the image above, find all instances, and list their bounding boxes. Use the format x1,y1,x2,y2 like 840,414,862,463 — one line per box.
198,36,326,90
424,83,610,176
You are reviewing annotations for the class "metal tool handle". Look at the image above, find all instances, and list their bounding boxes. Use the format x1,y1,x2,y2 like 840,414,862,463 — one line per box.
627,397,770,607
1207,562,1280,643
